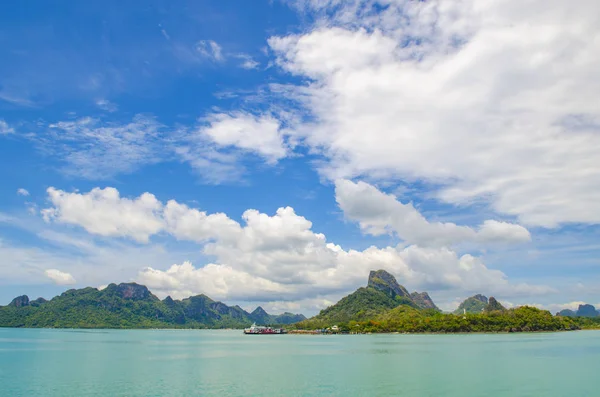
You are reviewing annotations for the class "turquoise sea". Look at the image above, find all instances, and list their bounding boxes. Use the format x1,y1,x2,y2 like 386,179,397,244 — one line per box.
1,329,598,396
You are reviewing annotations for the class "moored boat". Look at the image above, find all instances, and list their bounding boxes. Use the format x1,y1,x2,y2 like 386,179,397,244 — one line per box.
243,323,287,334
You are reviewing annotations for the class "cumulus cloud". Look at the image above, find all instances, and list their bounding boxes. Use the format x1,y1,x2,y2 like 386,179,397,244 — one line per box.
45,269,76,285
42,187,163,243
17,188,30,197
41,186,551,309
138,261,288,301
267,0,600,228
196,112,288,164
335,179,531,246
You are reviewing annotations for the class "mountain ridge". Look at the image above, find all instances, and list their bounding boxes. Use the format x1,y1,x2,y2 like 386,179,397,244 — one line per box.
0,282,305,329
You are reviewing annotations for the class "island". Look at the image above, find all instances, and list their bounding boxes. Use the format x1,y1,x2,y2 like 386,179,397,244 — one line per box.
2,270,599,333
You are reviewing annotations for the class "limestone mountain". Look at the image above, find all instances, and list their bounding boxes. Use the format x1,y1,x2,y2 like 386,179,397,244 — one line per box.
454,294,488,314
293,271,582,333
557,304,599,318
247,306,305,325
250,306,272,324
295,269,433,327
576,304,598,317
368,270,411,298
410,292,440,311
484,297,506,312
557,309,576,317
0,283,304,329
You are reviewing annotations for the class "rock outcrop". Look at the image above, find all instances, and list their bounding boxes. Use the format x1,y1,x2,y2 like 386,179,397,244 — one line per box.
9,295,29,308
368,270,410,298
576,304,598,317
484,297,506,312
113,283,155,300
410,292,440,311
454,294,488,314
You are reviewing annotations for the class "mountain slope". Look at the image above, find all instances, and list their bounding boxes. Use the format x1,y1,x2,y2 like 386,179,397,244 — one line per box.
295,270,421,328
410,292,440,311
0,283,304,329
454,294,488,314
484,297,507,312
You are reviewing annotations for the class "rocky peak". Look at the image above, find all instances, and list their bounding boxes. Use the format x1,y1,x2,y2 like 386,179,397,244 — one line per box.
251,306,268,316
114,283,154,300
576,304,598,317
472,294,488,303
30,297,47,307
368,270,410,298
9,295,30,308
250,306,272,324
410,292,440,311
484,297,506,312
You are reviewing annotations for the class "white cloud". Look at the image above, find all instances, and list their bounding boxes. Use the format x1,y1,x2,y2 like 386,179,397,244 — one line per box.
268,0,600,228
96,99,118,112
0,119,14,134
39,185,551,311
17,188,30,197
138,261,287,301
235,54,260,70
44,269,76,285
163,200,241,242
335,179,531,246
197,112,288,164
44,115,165,179
42,187,163,243
195,40,224,62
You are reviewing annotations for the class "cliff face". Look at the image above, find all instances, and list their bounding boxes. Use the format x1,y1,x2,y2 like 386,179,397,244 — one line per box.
576,304,598,317
112,283,156,300
368,270,410,298
454,295,489,314
484,297,506,312
9,295,29,308
410,292,440,311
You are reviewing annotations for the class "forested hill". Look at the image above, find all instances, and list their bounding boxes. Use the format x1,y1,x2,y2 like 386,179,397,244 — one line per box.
294,270,595,333
0,283,305,329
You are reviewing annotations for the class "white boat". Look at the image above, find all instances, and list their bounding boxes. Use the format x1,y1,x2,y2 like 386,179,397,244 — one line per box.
243,323,287,335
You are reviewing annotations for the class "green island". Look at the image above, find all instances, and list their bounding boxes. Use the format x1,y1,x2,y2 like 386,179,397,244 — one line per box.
290,270,600,334
1,269,599,332
0,283,304,329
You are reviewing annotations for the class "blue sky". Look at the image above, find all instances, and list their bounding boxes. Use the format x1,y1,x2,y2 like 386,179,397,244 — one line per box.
1,0,600,315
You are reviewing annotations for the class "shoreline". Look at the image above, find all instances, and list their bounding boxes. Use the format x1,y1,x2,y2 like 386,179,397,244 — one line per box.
2,326,599,334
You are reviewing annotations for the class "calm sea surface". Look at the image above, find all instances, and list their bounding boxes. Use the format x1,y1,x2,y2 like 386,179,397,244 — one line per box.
1,328,598,396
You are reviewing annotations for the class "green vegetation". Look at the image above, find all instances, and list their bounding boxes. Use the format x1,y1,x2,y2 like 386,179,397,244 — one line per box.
453,294,488,314
0,283,305,329
484,297,506,312
297,286,417,328
296,305,583,333
293,269,600,334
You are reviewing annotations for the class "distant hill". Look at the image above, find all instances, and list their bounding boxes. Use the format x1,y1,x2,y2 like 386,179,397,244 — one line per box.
576,304,598,318
250,306,306,325
293,270,585,333
410,292,440,311
0,283,304,329
295,270,436,328
557,304,599,318
484,297,506,312
453,294,488,314
557,309,576,317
